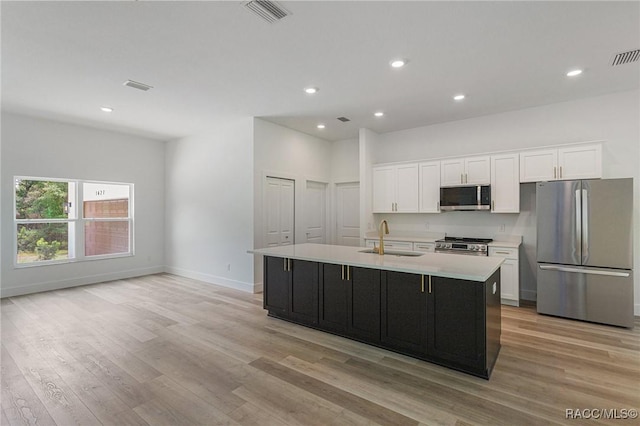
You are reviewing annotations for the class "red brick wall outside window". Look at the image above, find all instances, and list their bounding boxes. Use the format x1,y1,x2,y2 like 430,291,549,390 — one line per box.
84,199,129,256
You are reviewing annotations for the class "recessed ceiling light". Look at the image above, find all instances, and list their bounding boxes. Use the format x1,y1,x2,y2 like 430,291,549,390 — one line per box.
453,94,465,101
304,87,318,94
390,59,407,68
100,106,114,112
317,124,325,129
566,69,583,77
374,112,384,117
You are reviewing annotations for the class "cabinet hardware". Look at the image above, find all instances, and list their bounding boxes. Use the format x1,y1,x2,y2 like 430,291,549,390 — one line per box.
496,251,510,255
460,173,464,184
288,258,291,271
492,200,495,210
283,258,287,271
465,173,468,184
421,275,425,293
429,275,432,294
341,265,345,280
347,265,350,281
553,166,557,179
560,166,563,178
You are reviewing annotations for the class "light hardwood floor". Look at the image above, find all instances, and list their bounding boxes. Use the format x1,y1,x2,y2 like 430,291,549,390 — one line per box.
1,273,639,425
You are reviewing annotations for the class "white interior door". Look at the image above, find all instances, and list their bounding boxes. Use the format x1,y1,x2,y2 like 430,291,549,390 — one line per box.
336,182,360,246
264,177,294,247
305,181,326,244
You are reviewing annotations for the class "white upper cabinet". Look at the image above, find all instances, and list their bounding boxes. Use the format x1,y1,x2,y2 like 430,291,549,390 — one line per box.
395,164,419,212
520,143,601,182
372,163,419,213
372,166,396,213
491,153,520,213
558,144,602,180
418,161,441,213
440,156,490,186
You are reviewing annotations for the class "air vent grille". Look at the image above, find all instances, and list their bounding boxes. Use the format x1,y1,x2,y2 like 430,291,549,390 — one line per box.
243,0,290,23
123,80,153,91
611,49,640,66
336,117,351,122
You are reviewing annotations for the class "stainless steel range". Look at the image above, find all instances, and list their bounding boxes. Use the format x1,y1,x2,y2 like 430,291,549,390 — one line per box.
435,237,493,256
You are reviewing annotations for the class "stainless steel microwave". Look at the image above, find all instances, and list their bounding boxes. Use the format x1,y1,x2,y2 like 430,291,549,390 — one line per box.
440,185,491,211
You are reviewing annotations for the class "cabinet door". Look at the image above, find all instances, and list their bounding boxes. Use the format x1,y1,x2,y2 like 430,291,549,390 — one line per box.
372,166,395,213
499,258,519,305
419,161,441,213
289,260,319,325
464,156,491,185
558,144,602,180
348,266,381,342
264,256,290,317
381,271,426,356
427,276,485,371
440,159,465,186
319,263,349,333
491,153,520,213
520,149,557,182
395,164,419,212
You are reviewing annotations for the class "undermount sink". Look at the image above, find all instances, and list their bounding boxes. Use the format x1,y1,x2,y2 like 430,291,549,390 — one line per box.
359,249,424,257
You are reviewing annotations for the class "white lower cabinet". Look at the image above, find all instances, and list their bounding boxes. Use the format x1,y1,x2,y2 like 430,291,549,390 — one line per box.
489,246,519,306
413,242,435,252
365,239,413,251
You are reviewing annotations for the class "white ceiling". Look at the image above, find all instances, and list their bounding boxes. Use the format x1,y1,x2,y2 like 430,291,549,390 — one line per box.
2,1,639,142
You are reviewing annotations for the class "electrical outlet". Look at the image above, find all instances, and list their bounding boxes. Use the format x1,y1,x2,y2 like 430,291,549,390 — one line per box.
425,222,429,230
227,263,231,271
499,224,505,232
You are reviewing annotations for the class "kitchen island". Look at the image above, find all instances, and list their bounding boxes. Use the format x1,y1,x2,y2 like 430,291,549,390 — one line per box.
249,244,503,379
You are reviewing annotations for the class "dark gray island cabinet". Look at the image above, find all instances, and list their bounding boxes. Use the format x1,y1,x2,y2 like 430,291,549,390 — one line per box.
262,250,501,379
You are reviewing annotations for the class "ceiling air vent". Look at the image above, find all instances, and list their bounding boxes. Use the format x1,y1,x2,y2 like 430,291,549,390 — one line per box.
243,0,290,24
123,80,153,91
611,49,640,66
337,117,351,122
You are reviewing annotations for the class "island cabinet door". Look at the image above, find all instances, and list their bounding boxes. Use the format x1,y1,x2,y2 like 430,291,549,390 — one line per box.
381,271,427,356
426,276,485,372
319,265,381,341
264,256,290,317
319,263,349,333
289,259,319,325
347,266,381,342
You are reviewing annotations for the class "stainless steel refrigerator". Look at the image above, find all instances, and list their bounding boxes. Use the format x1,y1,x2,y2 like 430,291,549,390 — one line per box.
536,178,634,328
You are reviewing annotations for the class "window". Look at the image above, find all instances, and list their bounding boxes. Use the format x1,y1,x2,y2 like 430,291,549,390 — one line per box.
15,177,133,266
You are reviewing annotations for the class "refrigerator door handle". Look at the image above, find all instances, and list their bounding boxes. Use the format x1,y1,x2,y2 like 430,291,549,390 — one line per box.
575,189,582,261
582,189,589,264
539,264,630,277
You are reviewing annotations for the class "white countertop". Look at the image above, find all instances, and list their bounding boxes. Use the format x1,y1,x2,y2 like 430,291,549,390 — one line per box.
249,243,503,282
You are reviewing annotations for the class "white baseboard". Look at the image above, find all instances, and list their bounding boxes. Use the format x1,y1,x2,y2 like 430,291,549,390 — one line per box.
0,266,164,298
165,266,258,293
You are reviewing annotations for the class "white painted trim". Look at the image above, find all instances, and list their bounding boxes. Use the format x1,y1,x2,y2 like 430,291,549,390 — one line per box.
635,303,640,317
0,266,164,298
332,177,360,185
165,266,257,293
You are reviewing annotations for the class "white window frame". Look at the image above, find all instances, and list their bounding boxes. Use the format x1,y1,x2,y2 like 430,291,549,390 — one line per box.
14,176,134,268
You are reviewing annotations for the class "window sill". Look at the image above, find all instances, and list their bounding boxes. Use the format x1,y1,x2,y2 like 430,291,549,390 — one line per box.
14,252,134,269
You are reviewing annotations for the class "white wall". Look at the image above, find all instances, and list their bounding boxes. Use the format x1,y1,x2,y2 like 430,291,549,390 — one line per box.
369,90,640,312
0,112,165,297
359,128,379,242
253,118,333,286
164,118,255,292
331,138,359,183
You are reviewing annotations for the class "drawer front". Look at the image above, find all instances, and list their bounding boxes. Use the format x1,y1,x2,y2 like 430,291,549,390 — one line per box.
413,242,435,252
489,247,519,259
382,240,413,251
